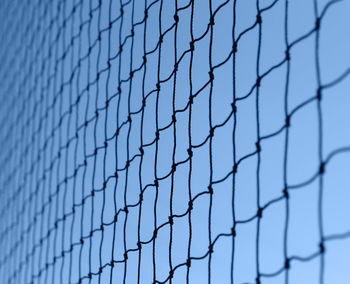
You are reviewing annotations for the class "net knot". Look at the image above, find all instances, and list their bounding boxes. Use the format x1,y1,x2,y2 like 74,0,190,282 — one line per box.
285,115,290,127
155,130,160,141
137,242,142,249
154,179,159,187
168,216,174,225
139,192,143,201
156,82,161,91
285,258,290,269
231,227,236,237
208,185,213,195
210,15,215,26
139,147,144,155
143,55,147,64
283,188,289,199
169,270,174,279
186,258,191,267
319,162,325,174
256,13,262,24
231,102,237,113
124,206,129,214
209,127,215,137
114,214,118,222
189,95,194,105
99,267,103,274
319,242,325,253
317,87,322,100
187,148,193,158
172,114,176,123
174,14,179,23
285,49,290,61
256,141,261,152
229,162,236,174
91,190,95,197
257,207,263,218
153,229,158,238
209,70,214,81
233,41,238,53
315,17,320,30
171,164,177,173
208,244,214,254
124,252,128,260
190,41,195,51
188,200,193,211
110,260,114,268
256,76,261,87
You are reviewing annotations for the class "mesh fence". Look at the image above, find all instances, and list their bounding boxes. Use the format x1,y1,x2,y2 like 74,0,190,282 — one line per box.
1,0,350,283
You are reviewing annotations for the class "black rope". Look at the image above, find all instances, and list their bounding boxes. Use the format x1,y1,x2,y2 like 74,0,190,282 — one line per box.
313,1,326,283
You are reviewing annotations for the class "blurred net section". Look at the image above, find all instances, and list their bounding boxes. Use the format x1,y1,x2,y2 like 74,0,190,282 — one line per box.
1,0,350,283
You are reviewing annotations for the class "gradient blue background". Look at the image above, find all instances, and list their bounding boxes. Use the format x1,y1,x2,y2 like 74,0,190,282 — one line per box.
1,0,350,283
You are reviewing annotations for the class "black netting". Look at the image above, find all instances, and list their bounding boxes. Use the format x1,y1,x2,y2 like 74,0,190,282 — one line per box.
0,0,350,283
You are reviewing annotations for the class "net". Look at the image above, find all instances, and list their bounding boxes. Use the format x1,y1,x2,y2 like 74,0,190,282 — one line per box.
0,0,350,283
